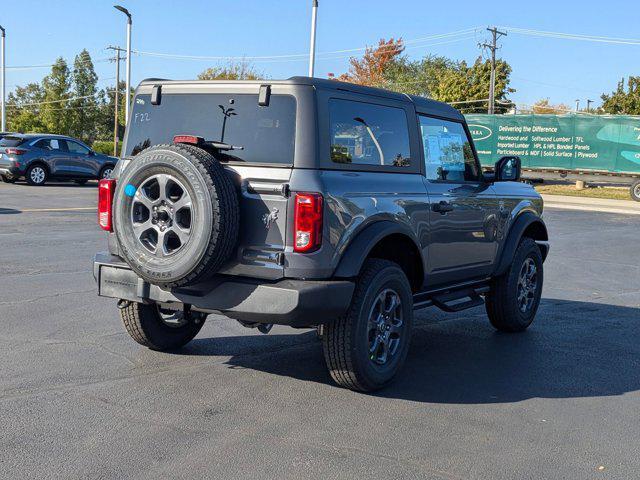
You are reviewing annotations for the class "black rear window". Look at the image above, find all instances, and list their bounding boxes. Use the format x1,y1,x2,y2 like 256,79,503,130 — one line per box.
125,93,296,165
0,136,27,147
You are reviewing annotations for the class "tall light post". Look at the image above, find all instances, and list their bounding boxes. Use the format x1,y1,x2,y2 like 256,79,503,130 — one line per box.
0,25,5,132
114,5,131,126
308,0,318,77
586,99,594,113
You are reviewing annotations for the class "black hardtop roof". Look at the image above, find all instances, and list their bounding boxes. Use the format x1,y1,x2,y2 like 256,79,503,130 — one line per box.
139,76,464,121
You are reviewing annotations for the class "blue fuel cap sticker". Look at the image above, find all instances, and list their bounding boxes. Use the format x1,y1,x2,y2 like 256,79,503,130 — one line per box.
124,184,136,197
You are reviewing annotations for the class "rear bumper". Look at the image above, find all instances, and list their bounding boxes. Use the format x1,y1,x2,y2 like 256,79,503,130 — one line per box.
0,166,20,178
93,252,354,327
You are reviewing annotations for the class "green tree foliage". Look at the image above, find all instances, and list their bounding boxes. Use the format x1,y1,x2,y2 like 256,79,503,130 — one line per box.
601,77,640,115
335,40,515,113
197,61,263,80
40,57,72,134
6,83,46,133
69,49,99,142
94,81,125,142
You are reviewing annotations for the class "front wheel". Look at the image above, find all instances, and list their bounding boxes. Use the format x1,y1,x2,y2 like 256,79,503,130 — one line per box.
485,237,543,332
119,302,206,351
99,165,114,180
631,180,640,202
322,259,413,392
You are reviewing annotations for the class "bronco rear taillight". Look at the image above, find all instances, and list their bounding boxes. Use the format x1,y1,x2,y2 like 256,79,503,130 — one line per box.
173,135,204,146
5,148,26,155
98,179,116,231
293,192,323,253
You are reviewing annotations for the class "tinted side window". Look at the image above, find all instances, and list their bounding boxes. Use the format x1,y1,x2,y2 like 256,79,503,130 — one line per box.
34,139,51,150
329,99,411,167
419,116,480,182
65,140,90,155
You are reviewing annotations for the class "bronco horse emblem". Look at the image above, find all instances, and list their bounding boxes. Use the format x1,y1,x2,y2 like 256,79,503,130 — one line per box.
262,208,279,229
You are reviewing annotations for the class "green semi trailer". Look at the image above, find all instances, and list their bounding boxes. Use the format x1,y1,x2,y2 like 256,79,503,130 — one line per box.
465,114,640,201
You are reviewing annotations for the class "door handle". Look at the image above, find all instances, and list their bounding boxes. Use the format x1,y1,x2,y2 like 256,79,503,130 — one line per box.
432,201,454,214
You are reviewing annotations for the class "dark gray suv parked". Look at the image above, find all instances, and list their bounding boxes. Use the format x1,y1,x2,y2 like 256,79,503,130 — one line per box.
93,77,549,391
0,134,117,185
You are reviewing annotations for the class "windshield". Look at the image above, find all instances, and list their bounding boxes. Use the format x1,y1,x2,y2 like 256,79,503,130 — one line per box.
125,93,296,165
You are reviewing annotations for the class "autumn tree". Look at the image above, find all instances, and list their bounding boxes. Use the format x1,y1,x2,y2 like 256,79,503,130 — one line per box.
601,77,640,115
531,98,572,114
198,61,263,80
338,38,405,87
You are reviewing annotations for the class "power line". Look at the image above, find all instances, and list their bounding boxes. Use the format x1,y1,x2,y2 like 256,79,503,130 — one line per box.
131,27,483,63
6,56,111,71
500,27,640,45
8,90,114,108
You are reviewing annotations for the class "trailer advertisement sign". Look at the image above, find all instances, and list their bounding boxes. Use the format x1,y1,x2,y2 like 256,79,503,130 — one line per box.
465,114,640,174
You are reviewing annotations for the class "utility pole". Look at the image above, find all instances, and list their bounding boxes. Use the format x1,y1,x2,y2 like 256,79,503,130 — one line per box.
575,99,580,112
308,0,318,77
586,99,593,113
0,25,5,132
480,27,507,115
107,46,124,156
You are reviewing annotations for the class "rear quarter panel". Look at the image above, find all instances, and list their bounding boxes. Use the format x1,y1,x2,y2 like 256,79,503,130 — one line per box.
284,169,430,280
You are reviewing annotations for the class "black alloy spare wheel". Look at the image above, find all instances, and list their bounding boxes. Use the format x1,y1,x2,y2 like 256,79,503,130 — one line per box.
113,143,239,288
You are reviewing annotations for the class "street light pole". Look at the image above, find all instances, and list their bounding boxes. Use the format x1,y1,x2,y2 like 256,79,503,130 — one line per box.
308,0,318,77
114,6,132,126
0,25,5,132
587,99,593,113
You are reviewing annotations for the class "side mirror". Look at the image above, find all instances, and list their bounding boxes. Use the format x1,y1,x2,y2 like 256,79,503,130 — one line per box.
494,156,521,182
88,150,95,156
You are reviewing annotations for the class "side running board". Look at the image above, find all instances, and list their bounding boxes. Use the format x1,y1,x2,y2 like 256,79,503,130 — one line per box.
413,281,490,313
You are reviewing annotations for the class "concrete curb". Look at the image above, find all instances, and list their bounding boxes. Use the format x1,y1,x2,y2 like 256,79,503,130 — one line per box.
542,194,640,216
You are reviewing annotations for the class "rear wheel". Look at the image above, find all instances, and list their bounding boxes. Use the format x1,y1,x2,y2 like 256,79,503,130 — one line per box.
322,259,413,392
1,175,16,183
631,180,640,202
26,165,47,186
119,302,206,350
485,237,543,332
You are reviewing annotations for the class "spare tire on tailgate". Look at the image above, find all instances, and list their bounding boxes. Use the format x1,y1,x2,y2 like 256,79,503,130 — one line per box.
113,143,239,288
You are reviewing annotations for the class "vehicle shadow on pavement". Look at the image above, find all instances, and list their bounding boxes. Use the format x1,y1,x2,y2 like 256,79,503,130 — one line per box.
186,298,640,402
0,208,21,214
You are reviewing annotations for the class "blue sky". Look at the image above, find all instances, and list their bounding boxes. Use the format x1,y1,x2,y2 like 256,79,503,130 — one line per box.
2,0,639,108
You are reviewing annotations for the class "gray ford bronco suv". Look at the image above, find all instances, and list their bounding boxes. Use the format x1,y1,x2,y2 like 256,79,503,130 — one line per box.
93,76,549,392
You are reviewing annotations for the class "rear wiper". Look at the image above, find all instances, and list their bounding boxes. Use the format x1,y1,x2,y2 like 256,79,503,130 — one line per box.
207,141,244,151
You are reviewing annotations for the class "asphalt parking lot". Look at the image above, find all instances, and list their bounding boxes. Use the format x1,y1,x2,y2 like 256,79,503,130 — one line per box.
1,181,639,479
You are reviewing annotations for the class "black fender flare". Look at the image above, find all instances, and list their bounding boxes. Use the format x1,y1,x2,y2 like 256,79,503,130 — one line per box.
333,220,424,278
494,211,549,277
